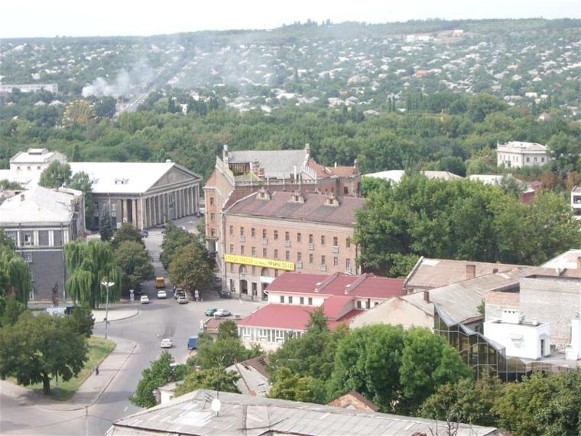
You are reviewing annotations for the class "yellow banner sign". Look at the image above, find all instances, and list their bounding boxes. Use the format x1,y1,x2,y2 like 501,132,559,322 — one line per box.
225,254,294,271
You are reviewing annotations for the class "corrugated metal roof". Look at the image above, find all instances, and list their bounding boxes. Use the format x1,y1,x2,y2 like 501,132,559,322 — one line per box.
106,389,499,436
228,149,306,179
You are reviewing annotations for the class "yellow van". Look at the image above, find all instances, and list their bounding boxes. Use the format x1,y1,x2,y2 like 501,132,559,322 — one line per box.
155,277,166,289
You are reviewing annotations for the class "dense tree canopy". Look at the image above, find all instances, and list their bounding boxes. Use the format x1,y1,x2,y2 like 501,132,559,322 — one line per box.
38,161,71,189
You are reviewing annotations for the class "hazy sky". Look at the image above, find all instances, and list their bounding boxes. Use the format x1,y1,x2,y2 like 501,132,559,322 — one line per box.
1,0,579,38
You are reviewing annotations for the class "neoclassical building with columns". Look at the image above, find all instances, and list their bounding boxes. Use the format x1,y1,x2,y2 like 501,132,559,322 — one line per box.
69,161,202,230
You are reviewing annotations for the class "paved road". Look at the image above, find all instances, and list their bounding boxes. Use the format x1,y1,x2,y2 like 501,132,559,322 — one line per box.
0,220,263,436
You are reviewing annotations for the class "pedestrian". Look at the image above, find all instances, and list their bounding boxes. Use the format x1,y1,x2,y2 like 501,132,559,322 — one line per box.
95,366,99,376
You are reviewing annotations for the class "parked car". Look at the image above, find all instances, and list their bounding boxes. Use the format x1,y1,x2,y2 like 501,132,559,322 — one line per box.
205,307,217,316
157,290,167,299
214,308,231,317
187,336,198,350
174,288,186,300
160,338,172,348
177,296,188,304
140,295,150,304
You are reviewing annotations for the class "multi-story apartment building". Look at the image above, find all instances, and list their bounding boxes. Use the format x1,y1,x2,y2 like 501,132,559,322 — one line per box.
572,186,581,220
203,144,361,291
221,188,365,300
496,141,551,168
0,185,85,301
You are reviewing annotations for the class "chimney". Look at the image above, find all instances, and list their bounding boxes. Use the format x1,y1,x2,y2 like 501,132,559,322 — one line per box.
344,284,351,295
423,291,430,303
315,282,321,292
577,257,581,270
466,264,476,279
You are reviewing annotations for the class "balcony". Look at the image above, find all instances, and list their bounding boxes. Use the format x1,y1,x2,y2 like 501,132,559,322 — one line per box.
308,243,314,251
331,245,339,253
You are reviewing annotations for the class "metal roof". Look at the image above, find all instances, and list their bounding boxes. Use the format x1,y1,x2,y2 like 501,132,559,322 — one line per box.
228,149,307,179
106,389,499,436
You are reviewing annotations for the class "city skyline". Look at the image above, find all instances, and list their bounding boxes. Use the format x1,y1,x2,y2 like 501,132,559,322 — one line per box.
1,0,579,39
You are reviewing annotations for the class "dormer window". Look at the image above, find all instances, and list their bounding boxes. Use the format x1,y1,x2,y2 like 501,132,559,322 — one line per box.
257,187,270,200
324,195,339,207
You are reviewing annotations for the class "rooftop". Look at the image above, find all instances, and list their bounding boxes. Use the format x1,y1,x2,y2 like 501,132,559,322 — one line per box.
226,190,365,226
106,389,499,436
497,141,549,152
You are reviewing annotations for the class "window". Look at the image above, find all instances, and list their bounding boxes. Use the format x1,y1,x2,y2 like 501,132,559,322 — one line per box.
23,233,33,246
252,266,256,275
526,157,530,162
346,237,351,248
252,247,256,256
262,229,267,238
289,296,293,304
357,301,362,309
274,249,279,259
309,234,314,244
333,236,338,246
297,232,302,242
343,186,349,194
251,228,256,237
285,231,290,241
22,252,32,263
263,248,267,257
274,270,279,277
309,253,314,264
209,197,214,205
308,297,313,305
274,230,279,240
240,245,245,255
321,235,326,245
210,213,215,221
280,296,285,303
229,225,234,235
334,257,339,267
285,251,290,261
229,244,234,253
211,229,216,236
346,258,351,269
230,263,234,272
321,255,326,265
300,297,304,304
240,227,245,236
297,252,302,261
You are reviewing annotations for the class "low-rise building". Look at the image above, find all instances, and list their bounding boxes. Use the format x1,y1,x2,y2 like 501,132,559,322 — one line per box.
0,185,85,301
572,186,581,220
496,141,551,168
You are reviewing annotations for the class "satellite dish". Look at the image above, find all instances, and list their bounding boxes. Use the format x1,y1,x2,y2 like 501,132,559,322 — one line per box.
211,398,222,415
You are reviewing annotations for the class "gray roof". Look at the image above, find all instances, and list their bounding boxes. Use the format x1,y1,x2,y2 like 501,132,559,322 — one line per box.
228,149,307,179
0,185,80,225
106,389,499,436
226,191,365,227
541,249,581,270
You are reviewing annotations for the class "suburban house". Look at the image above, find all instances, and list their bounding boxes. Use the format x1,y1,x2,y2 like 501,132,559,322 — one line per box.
203,144,361,283
106,389,500,436
237,272,404,351
0,185,85,301
572,186,581,220
69,161,202,230
496,141,551,168
220,189,365,300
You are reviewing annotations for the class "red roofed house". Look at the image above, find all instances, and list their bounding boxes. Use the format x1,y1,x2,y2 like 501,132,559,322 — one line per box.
237,272,405,351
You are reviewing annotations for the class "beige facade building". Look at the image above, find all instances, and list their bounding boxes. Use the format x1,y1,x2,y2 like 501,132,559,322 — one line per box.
221,189,364,299
203,144,362,297
496,141,551,168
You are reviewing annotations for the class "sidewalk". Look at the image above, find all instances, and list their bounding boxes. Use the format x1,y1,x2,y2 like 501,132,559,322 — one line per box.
0,309,139,412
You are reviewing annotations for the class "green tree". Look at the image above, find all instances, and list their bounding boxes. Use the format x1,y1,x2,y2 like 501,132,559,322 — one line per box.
64,240,120,309
175,367,240,397
329,324,405,412
114,240,154,292
399,328,473,414
217,319,239,340
62,305,95,338
111,223,144,249
130,351,181,408
0,295,26,327
67,171,95,230
268,366,326,403
38,161,71,188
0,312,88,395
99,208,114,242
0,237,33,305
192,335,254,370
168,241,215,292
160,222,196,270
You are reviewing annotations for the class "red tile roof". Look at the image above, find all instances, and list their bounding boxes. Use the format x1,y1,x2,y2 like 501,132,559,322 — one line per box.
238,304,317,330
267,272,405,299
321,295,355,319
306,158,358,178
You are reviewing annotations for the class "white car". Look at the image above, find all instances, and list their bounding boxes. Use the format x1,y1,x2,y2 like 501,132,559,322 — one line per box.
140,295,150,304
157,290,167,299
160,338,172,348
214,308,231,317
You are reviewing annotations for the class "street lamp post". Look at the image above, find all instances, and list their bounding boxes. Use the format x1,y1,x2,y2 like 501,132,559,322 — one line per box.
101,280,114,340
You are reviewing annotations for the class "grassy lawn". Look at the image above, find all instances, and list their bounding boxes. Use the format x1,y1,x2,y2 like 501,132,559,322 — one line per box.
29,336,116,400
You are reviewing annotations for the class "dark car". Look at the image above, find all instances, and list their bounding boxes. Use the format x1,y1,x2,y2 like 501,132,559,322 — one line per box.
139,229,149,238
